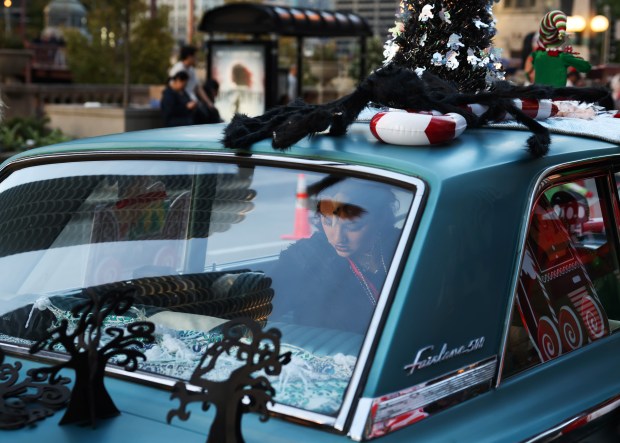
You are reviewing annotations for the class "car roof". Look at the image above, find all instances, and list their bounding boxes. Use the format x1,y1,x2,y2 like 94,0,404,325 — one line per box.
5,120,620,186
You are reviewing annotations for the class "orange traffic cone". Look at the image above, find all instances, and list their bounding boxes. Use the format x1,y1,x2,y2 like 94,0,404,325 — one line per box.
282,174,312,240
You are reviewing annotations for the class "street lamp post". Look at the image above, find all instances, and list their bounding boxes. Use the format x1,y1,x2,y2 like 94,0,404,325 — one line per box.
3,0,12,39
589,6,611,65
567,7,611,66
19,0,24,39
187,0,194,44
123,0,131,109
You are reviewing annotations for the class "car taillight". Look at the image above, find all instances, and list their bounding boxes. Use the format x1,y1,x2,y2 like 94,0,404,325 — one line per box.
349,358,497,440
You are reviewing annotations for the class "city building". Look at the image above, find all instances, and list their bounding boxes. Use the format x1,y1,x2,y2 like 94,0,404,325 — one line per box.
160,1,344,44
43,0,87,39
333,0,399,37
263,0,334,8
158,0,223,44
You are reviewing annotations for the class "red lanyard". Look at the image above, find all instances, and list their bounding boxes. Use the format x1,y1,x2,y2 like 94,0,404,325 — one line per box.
347,258,380,301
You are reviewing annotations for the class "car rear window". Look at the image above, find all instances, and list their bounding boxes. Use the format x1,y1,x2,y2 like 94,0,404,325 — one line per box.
0,159,416,417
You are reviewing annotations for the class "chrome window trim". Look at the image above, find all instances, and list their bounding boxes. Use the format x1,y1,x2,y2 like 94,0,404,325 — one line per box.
523,394,620,443
349,398,373,441
497,155,620,386
335,171,425,431
0,149,427,432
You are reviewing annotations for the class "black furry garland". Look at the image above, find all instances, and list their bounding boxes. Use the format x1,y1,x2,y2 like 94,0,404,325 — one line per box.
223,64,611,157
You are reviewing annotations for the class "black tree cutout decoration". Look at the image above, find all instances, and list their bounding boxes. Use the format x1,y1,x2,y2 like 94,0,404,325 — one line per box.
0,348,70,430
29,287,155,427
167,318,291,443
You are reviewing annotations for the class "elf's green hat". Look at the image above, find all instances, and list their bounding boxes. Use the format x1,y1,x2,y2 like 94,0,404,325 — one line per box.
539,10,567,48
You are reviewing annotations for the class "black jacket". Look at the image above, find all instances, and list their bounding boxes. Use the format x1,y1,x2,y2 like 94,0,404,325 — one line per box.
160,87,194,127
270,231,396,334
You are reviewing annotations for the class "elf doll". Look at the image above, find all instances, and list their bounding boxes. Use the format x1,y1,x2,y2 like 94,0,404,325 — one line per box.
529,10,591,87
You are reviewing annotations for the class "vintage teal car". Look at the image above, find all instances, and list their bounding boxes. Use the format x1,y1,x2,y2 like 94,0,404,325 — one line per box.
1,114,620,442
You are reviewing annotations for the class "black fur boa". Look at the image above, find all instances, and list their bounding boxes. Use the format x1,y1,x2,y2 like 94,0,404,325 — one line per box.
223,64,611,157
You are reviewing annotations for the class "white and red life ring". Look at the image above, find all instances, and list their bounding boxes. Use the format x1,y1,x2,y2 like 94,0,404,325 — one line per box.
369,99,559,146
464,98,559,121
370,110,467,146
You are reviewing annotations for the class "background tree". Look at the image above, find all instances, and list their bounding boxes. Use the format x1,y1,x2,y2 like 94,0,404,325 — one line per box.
385,0,504,92
63,0,174,87
594,0,619,63
24,0,49,41
348,36,386,79
130,8,176,84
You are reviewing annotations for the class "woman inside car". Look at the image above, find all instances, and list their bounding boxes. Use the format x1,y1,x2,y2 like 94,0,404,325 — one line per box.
269,177,401,334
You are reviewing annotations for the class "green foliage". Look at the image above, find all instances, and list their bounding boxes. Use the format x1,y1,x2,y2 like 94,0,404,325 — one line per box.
348,37,386,78
310,41,338,61
302,41,338,86
65,1,174,84
130,7,175,84
278,37,297,68
595,0,620,63
24,0,50,41
64,29,120,83
0,116,71,153
595,0,620,16
0,34,26,49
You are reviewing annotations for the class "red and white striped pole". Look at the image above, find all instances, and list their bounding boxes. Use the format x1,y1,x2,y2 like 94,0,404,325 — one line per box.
281,174,312,240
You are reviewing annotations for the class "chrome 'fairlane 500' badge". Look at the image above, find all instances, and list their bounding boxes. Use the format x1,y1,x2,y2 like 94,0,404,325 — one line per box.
404,337,485,375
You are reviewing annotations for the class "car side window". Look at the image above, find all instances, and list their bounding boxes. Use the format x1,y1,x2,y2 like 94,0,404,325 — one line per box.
504,176,619,378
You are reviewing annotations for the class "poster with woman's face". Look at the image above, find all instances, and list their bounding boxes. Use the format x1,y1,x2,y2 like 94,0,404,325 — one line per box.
211,44,266,122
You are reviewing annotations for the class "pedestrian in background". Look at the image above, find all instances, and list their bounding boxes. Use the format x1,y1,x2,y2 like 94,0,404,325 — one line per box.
610,74,620,110
522,32,541,85
287,65,298,102
160,71,197,127
169,45,214,124
566,68,585,87
202,79,223,123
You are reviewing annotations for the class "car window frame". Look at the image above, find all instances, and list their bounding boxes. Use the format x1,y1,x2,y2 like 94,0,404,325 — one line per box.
0,149,428,432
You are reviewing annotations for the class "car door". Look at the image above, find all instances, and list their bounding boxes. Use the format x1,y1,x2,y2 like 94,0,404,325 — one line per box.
502,167,620,441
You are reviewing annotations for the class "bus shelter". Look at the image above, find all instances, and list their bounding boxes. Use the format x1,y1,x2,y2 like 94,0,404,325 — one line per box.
199,3,372,120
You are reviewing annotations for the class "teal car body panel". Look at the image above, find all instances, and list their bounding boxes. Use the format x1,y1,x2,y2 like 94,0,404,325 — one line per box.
2,121,620,441
6,336,620,442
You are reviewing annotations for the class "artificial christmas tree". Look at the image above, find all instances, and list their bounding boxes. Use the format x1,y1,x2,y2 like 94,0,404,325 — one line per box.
385,0,504,92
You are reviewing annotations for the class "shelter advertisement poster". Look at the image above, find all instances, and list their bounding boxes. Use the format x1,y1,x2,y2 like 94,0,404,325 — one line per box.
211,44,266,122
